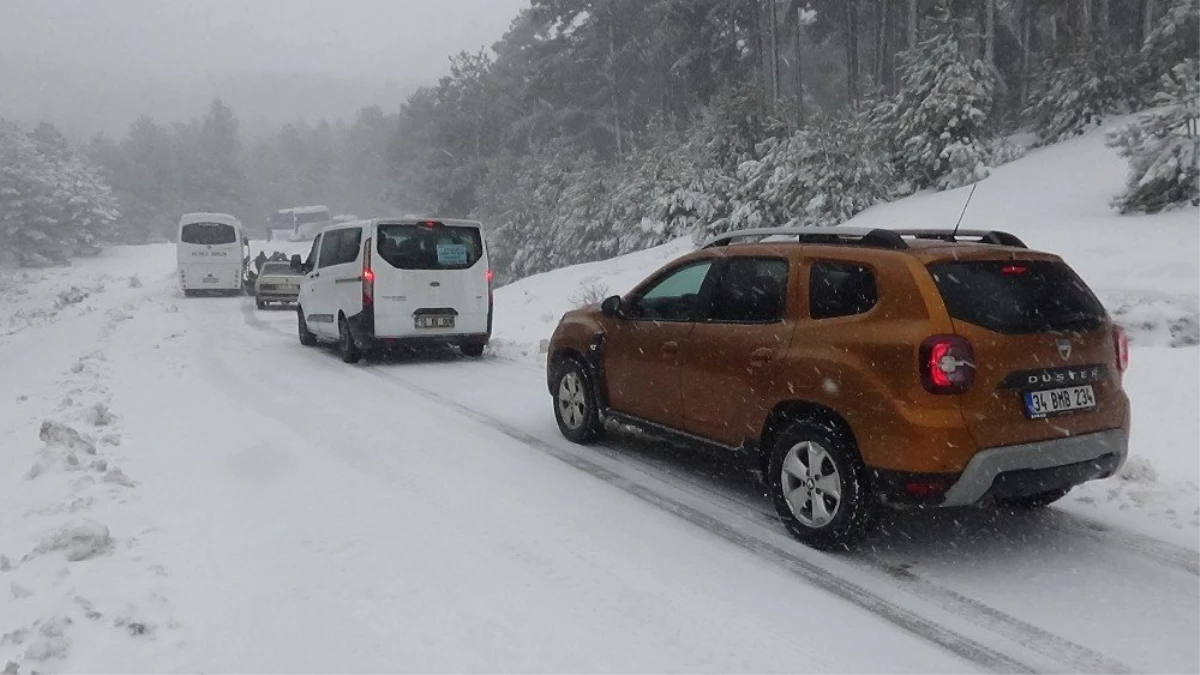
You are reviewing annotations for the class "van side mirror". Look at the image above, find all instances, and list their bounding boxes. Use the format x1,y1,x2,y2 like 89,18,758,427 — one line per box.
289,254,302,272
600,295,623,318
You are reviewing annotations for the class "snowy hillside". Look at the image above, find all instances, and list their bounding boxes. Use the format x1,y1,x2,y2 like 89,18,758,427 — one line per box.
0,119,1197,673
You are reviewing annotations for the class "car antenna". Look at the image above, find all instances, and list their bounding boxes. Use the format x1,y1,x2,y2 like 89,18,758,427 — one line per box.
951,183,978,240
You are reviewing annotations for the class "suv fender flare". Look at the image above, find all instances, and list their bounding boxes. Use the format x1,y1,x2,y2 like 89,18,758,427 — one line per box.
549,341,609,411
759,400,859,475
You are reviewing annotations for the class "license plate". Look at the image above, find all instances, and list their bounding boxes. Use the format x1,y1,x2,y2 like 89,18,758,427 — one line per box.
415,315,454,329
1024,385,1096,418
203,276,217,283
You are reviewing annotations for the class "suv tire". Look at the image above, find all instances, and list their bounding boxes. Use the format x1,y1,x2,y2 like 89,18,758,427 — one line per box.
767,419,874,549
338,316,362,364
256,299,266,310
995,487,1071,510
460,342,486,358
297,308,317,346
552,359,603,443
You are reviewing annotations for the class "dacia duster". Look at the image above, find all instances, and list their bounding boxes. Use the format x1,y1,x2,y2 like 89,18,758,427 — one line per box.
546,227,1130,549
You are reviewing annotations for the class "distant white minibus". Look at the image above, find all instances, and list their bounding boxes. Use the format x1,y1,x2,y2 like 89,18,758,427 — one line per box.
177,212,248,296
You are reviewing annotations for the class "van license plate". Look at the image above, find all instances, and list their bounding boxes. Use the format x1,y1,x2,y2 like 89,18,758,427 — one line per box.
1024,385,1095,419
416,315,454,329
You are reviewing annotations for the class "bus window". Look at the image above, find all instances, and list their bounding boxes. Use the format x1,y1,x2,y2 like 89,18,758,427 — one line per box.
181,222,237,245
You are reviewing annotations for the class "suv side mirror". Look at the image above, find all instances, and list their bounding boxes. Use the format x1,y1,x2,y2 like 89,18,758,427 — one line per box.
600,295,623,318
289,254,303,272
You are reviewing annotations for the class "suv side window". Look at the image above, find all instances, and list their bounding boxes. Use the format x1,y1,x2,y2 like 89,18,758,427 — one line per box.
628,260,714,321
305,233,323,269
708,257,789,323
336,227,362,264
810,261,878,319
318,230,342,268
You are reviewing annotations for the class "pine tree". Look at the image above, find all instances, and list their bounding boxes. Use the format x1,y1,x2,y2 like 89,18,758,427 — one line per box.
1108,58,1200,213
0,121,61,266
881,18,996,192
1025,49,1141,144
0,121,120,266
1142,0,1200,80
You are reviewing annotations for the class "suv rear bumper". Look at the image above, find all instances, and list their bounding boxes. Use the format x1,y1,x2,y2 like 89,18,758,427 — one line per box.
940,428,1128,507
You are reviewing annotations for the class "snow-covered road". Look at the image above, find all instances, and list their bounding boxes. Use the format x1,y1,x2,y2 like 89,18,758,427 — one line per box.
3,247,1195,673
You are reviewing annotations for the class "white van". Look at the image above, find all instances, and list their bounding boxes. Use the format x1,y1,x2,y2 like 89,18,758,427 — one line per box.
177,212,248,296
293,218,493,362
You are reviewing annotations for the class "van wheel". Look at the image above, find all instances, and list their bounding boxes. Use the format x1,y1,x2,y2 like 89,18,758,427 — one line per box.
459,342,486,358
552,359,603,443
297,308,317,346
767,419,874,550
338,316,362,364
995,487,1071,510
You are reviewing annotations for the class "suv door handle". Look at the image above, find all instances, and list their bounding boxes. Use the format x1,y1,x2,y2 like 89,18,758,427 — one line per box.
750,347,774,366
661,341,679,356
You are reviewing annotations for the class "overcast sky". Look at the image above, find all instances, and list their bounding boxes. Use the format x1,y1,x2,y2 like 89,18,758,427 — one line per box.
0,0,530,79
0,0,531,136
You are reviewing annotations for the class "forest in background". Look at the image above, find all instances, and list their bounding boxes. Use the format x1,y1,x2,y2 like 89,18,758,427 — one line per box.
1,0,1196,275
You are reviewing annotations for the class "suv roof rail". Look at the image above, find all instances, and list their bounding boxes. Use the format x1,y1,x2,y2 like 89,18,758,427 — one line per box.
703,227,909,250
702,226,1027,250
890,229,1027,248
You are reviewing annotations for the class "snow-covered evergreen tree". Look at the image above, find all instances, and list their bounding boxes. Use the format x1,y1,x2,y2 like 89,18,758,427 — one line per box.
882,18,996,192
0,121,61,266
0,120,121,267
1026,49,1141,144
1108,58,1200,214
1142,0,1200,81
764,113,894,227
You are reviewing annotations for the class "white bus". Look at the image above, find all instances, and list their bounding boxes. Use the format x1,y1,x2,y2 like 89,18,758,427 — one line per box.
269,205,331,241
177,212,248,296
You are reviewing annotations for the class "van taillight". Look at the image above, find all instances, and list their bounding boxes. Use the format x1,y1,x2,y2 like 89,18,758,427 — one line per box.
1113,325,1129,373
920,335,975,395
362,237,374,307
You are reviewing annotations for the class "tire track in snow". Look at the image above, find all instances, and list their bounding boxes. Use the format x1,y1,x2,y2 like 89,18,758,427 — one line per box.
242,300,1141,673
343,363,1041,673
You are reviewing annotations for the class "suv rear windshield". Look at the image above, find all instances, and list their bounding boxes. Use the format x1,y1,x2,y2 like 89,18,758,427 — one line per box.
181,222,236,245
929,260,1106,334
376,224,483,270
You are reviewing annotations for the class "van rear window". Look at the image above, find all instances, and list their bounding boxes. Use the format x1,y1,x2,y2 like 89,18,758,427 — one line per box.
180,223,236,245
376,224,483,270
929,260,1106,334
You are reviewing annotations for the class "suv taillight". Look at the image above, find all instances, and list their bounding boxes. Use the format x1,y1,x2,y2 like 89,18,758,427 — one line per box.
1113,325,1129,373
920,335,975,395
362,237,374,308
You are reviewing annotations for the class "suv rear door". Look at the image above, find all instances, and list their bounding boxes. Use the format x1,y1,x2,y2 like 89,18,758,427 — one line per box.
679,255,795,447
927,254,1125,449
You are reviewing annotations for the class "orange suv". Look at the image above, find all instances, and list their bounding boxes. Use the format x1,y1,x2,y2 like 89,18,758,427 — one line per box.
546,227,1130,548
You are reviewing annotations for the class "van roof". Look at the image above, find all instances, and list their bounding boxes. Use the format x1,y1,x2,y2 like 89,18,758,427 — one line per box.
179,212,241,227
319,217,484,233
276,205,329,215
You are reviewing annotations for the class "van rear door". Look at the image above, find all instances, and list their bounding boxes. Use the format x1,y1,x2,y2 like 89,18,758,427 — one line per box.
927,256,1127,450
371,222,490,338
